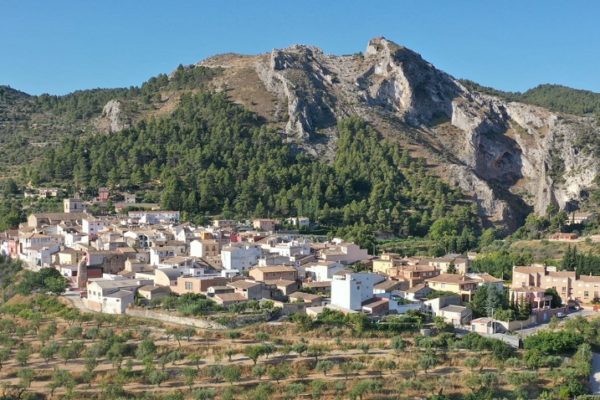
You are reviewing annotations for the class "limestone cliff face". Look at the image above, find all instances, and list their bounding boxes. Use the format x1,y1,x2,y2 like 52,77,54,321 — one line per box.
256,45,338,140
199,37,600,229
98,99,130,133
359,39,462,126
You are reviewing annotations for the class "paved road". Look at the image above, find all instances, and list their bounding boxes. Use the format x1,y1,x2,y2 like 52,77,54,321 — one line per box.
513,309,597,337
591,353,600,394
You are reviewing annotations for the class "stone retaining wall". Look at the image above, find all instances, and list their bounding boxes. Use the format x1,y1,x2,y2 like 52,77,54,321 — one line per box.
125,308,228,330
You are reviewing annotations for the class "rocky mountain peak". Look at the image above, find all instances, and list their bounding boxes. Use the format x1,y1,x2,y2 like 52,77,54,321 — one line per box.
270,44,324,70
365,36,413,59
358,37,463,127
197,39,600,229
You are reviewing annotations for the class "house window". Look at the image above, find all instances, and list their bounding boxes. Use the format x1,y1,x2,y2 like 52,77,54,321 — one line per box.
185,282,193,290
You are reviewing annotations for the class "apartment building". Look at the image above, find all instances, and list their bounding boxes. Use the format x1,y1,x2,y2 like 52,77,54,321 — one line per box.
511,264,600,304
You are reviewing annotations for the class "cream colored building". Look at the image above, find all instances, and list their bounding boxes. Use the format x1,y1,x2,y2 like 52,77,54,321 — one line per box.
425,274,478,302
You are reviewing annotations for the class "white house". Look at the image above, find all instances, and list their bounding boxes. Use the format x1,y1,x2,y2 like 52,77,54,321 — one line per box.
170,225,193,242
86,278,148,314
305,261,345,282
128,211,180,225
21,245,61,269
190,239,220,258
82,217,107,237
264,240,311,258
286,217,310,228
438,305,473,326
221,244,261,271
149,244,186,266
466,273,505,290
64,231,87,247
18,233,60,255
330,271,385,311
318,238,370,265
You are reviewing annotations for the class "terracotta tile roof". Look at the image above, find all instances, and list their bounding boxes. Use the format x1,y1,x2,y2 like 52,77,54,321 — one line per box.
425,274,478,284
513,266,546,274
215,293,247,302
469,273,504,283
547,271,576,278
374,280,403,291
303,281,331,288
289,292,321,302
578,275,600,283
361,297,389,308
264,279,297,287
406,283,429,293
252,265,297,273
227,280,262,289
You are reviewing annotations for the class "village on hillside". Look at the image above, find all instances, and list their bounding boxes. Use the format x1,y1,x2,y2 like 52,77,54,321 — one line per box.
1,193,596,342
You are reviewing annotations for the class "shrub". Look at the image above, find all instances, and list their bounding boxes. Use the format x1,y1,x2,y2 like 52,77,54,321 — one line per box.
524,330,583,355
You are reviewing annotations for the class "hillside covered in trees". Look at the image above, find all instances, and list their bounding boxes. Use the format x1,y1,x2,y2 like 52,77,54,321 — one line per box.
0,65,221,171
29,91,480,252
460,80,600,117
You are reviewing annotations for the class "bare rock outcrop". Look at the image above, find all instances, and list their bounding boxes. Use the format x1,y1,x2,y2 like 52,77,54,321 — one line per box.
256,45,337,140
359,38,462,126
100,99,130,133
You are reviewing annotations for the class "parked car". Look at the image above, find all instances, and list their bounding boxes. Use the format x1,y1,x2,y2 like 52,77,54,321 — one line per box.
556,312,566,319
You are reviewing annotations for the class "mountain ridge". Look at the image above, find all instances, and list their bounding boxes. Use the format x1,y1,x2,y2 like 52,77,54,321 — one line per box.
197,37,597,230
3,37,600,231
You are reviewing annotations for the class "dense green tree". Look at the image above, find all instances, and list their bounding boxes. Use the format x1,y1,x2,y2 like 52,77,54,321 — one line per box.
40,342,59,363
193,388,216,400
560,246,600,277
16,268,67,295
17,367,35,390
311,379,327,399
348,379,383,400
315,360,335,376
267,364,291,384
524,330,583,355
469,284,509,318
470,251,532,280
221,365,242,385
244,345,264,365
418,350,438,374
391,336,406,354
49,369,75,397
545,288,563,308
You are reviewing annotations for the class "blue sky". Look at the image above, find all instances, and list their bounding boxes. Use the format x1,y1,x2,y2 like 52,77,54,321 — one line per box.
2,1,600,95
